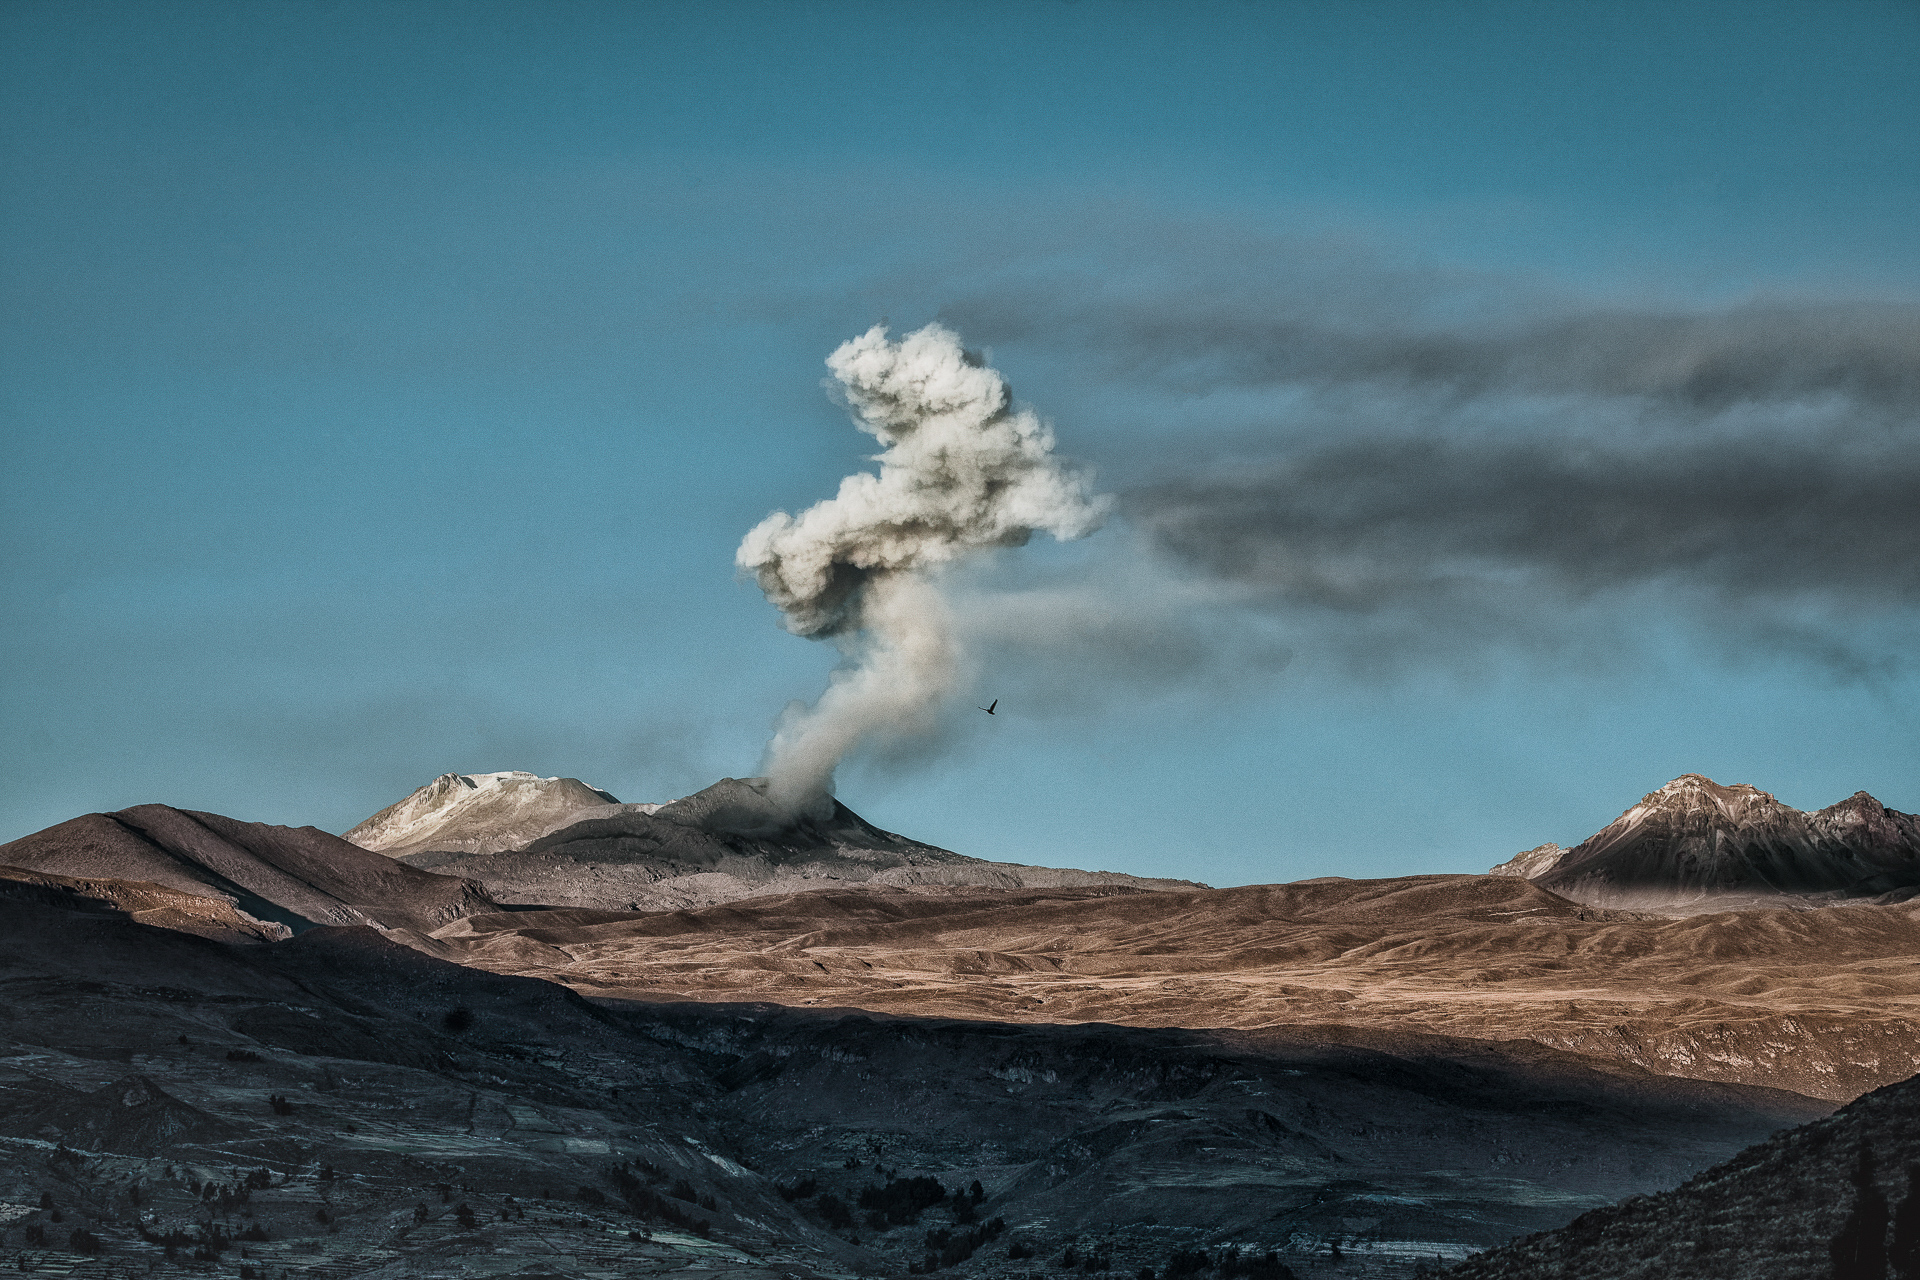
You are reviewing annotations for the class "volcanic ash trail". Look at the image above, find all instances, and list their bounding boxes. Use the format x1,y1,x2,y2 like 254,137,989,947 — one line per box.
737,323,1110,813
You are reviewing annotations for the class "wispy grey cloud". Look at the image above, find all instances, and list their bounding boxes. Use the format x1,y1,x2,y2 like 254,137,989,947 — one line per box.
933,234,1920,679
1131,433,1920,609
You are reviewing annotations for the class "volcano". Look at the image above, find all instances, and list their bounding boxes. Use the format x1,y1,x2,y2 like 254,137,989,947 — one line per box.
345,773,1203,911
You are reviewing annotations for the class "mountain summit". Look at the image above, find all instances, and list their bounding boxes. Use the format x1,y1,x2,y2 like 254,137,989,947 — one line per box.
345,771,627,859
1491,774,1920,912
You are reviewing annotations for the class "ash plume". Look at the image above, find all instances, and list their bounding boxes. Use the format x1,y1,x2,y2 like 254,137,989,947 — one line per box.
738,323,1109,812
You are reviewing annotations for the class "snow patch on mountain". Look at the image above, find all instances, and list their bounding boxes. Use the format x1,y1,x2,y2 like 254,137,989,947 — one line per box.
344,771,641,860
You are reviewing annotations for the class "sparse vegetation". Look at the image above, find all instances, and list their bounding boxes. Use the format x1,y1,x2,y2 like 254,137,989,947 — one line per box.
607,1162,713,1238
1213,1246,1296,1280
813,1193,854,1229
1165,1248,1210,1277
857,1174,947,1227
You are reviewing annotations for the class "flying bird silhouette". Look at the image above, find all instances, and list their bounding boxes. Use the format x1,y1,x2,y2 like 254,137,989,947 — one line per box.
978,700,997,715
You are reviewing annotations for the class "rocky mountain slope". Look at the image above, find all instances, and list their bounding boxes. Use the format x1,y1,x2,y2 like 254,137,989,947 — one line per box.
429,874,1920,1101
1445,1055,1920,1278
0,805,497,936
1487,774,1920,913
0,871,1825,1280
350,775,1202,911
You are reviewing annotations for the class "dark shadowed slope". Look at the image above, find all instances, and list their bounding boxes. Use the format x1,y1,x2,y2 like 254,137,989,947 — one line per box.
0,862,285,944
0,865,869,1279
1490,774,1920,913
615,1000,1825,1269
1446,1066,1920,1279
0,804,496,935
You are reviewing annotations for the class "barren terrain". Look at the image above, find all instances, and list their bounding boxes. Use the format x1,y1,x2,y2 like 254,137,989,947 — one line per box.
9,775,1920,1278
0,870,1823,1280
427,875,1920,1101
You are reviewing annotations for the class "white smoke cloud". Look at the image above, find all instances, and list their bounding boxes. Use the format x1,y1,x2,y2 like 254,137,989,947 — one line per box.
737,323,1110,812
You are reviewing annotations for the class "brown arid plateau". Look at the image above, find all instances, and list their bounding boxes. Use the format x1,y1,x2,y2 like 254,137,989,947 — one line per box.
424,873,1920,1103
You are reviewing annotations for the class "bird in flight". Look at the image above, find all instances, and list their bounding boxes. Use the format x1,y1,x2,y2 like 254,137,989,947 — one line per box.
978,699,998,715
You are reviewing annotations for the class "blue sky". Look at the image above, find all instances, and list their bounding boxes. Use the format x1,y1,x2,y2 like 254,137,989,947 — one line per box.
4,0,1916,885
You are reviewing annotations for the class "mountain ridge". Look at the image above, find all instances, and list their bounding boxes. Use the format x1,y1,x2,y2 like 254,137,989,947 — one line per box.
0,804,497,935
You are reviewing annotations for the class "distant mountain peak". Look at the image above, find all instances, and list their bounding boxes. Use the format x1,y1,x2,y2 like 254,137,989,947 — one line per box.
1513,772,1920,912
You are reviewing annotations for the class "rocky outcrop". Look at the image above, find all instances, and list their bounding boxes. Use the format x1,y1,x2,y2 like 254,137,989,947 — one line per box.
1447,1061,1920,1279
